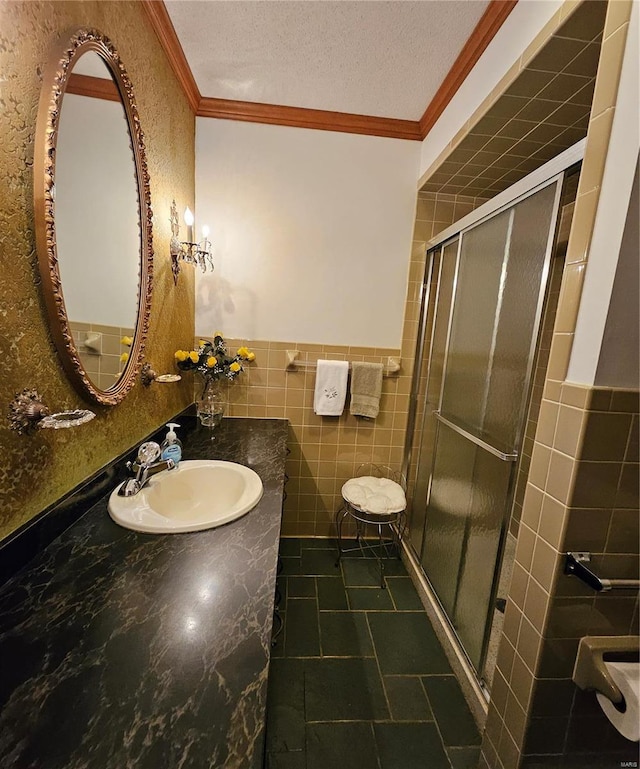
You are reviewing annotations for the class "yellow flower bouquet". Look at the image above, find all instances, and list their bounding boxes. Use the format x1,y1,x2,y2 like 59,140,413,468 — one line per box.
174,334,255,395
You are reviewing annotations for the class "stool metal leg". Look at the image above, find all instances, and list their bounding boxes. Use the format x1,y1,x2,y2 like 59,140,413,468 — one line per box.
335,504,349,566
378,523,385,588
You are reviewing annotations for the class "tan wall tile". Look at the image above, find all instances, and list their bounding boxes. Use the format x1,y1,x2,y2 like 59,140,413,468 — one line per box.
484,702,505,753
521,483,544,531
531,536,560,591
558,0,607,41
572,459,622,507
510,562,530,610
545,596,593,639
538,493,568,547
544,378,563,402
603,0,632,35
554,404,585,457
520,10,564,66
517,616,542,672
503,690,527,746
496,635,517,685
581,410,633,461
554,261,586,333
497,718,521,769
516,523,537,571
547,332,574,381
529,443,552,490
616,462,639,509
591,21,629,117
536,400,560,447
560,382,590,408
523,577,550,630
503,599,523,649
610,390,640,414
589,387,614,410
578,107,615,194
545,450,575,504
564,506,612,552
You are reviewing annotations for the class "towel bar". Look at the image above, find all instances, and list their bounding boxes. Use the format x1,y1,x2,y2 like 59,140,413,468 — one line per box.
285,350,400,377
564,552,640,592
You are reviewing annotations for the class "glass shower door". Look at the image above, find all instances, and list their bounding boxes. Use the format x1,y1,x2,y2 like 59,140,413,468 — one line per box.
408,239,458,554
419,180,562,673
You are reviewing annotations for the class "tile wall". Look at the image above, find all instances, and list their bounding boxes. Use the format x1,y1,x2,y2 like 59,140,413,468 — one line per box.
195,337,405,538
478,2,637,767
521,387,638,764
69,321,135,392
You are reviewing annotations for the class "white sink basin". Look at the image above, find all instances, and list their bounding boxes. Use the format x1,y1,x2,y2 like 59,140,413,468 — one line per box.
108,459,263,533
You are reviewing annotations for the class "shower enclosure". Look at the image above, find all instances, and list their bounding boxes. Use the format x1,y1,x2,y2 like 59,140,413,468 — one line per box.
406,176,565,685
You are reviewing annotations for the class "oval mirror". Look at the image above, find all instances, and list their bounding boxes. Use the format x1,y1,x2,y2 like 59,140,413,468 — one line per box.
35,30,152,406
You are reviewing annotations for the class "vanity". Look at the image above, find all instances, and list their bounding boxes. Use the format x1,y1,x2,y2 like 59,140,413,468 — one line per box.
0,414,289,769
2,22,289,767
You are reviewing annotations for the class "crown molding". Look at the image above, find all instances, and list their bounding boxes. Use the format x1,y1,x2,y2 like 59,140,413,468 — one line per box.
67,73,120,102
140,0,200,113
143,0,517,142
197,97,422,140
418,0,518,138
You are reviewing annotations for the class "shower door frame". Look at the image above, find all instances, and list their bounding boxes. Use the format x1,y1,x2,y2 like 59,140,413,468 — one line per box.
407,172,567,682
404,139,585,493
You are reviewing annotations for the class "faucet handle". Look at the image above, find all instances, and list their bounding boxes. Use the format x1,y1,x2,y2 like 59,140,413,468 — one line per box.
137,441,161,465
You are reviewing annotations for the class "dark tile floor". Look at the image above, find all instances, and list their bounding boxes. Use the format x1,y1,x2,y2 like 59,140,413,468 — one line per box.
265,538,481,769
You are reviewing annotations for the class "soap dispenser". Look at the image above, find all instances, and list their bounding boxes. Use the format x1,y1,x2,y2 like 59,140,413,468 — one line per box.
160,423,182,466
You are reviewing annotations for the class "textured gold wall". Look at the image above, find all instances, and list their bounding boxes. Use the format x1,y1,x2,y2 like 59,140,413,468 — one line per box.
0,0,195,539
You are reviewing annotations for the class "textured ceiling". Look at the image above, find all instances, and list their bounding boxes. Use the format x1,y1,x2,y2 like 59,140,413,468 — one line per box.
165,0,490,120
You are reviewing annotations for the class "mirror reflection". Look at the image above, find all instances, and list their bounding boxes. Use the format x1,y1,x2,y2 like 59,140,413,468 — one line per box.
55,51,141,392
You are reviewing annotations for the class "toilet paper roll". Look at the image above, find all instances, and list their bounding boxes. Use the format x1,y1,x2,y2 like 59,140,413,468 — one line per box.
596,661,640,742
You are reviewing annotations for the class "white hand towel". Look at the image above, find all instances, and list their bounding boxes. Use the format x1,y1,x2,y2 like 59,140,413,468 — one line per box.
313,360,349,416
350,361,383,418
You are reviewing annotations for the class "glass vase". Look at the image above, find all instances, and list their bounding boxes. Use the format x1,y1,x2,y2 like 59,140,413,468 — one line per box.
196,380,225,434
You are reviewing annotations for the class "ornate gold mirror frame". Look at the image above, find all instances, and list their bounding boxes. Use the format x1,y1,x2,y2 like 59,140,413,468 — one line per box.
34,29,153,406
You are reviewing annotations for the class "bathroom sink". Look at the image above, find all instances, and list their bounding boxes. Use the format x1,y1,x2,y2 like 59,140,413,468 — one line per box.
108,460,263,533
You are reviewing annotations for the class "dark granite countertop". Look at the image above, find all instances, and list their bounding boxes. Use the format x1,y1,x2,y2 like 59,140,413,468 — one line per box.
0,416,289,769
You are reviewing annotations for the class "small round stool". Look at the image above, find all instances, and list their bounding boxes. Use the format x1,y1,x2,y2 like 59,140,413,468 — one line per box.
335,464,407,588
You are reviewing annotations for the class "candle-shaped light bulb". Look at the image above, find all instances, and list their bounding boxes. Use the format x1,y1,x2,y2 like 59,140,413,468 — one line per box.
184,206,194,243
202,224,210,239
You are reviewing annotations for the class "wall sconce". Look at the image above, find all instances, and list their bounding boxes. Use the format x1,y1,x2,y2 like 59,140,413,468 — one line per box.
170,199,213,285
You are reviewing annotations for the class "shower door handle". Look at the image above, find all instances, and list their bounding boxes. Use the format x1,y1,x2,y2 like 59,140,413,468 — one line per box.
433,412,518,462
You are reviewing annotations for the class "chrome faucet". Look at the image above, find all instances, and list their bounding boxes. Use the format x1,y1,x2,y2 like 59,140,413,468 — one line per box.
117,441,176,497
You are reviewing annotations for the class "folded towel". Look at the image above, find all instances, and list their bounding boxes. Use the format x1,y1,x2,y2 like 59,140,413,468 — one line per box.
313,360,349,416
350,361,383,419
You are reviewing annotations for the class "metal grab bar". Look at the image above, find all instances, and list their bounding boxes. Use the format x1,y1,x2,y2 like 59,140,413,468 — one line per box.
433,411,518,462
564,552,640,592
